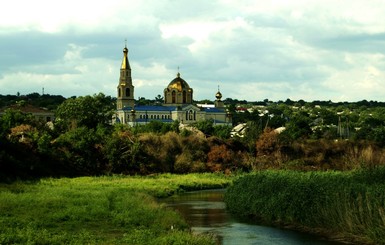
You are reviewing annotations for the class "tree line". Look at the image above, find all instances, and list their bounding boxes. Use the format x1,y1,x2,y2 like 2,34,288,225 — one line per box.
1,92,385,180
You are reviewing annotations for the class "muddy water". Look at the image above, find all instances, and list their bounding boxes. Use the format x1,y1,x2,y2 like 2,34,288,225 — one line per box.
163,189,345,245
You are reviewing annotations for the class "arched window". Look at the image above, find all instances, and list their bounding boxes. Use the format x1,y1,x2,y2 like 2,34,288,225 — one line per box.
118,88,121,97
172,91,176,103
189,110,193,120
125,88,130,97
183,91,187,103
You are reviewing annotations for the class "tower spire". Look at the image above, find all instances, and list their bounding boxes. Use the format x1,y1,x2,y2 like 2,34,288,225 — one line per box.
121,40,130,69
117,42,134,110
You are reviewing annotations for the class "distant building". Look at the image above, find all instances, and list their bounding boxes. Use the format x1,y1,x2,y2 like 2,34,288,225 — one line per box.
0,103,54,123
114,45,231,126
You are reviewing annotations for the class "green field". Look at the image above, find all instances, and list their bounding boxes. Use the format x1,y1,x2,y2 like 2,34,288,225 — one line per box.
0,173,232,244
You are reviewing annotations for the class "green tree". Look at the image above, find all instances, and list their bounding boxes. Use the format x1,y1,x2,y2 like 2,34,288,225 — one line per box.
280,112,312,141
104,126,142,174
54,126,107,175
213,125,232,139
154,94,163,104
55,93,114,131
194,119,214,136
0,109,34,138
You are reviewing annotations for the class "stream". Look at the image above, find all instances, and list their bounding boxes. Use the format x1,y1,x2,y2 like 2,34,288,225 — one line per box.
162,189,346,245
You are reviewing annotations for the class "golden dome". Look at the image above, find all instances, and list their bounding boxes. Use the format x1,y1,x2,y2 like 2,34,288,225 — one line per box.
215,91,222,100
167,72,190,92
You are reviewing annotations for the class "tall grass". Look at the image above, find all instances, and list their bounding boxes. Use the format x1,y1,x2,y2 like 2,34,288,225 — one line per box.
0,173,232,244
224,168,385,244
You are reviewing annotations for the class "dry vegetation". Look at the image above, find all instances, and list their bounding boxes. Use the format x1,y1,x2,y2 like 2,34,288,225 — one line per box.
254,127,385,171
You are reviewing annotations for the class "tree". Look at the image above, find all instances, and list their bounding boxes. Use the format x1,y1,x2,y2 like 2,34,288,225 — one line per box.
54,126,107,174
280,112,312,141
154,94,163,104
256,128,279,156
104,128,142,174
55,93,114,131
0,109,34,138
213,125,232,139
194,119,214,136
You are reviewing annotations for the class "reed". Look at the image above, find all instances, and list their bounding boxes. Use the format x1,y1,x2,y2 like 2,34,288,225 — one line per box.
224,168,385,244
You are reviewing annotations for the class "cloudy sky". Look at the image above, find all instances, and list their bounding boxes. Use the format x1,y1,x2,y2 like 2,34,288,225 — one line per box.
1,0,385,102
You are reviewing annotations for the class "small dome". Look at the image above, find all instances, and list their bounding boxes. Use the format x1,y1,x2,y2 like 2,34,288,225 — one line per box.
215,91,222,100
167,72,190,92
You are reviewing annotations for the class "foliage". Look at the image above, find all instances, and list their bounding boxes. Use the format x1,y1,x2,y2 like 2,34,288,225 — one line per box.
131,120,180,134
54,126,107,174
0,93,66,110
6,92,385,179
138,132,183,173
256,127,278,156
104,129,142,174
224,169,385,244
0,109,34,138
207,145,234,171
280,111,312,141
55,93,114,131
193,119,214,136
213,125,232,139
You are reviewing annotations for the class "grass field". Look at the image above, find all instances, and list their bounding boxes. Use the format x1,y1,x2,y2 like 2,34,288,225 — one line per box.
0,173,232,244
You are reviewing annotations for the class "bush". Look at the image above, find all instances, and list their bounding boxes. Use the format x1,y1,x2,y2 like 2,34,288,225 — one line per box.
256,127,278,156
224,169,385,244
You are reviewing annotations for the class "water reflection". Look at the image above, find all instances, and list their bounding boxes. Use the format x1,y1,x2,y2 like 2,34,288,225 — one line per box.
163,189,345,245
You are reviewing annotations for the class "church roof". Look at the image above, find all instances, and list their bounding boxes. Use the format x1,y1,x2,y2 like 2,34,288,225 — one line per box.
119,105,225,113
0,104,53,114
121,105,177,112
203,107,226,113
167,72,190,92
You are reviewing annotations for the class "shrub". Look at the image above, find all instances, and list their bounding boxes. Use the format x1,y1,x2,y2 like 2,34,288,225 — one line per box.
224,169,385,245
256,127,278,156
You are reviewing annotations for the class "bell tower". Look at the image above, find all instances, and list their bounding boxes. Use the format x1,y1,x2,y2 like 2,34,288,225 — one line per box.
117,43,135,109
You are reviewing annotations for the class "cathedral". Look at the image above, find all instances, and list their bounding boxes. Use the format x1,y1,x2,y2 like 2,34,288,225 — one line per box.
115,45,231,126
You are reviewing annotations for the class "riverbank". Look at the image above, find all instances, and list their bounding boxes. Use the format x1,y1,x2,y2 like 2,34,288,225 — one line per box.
224,168,385,245
0,173,232,244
